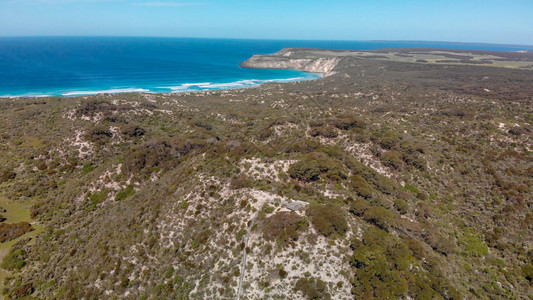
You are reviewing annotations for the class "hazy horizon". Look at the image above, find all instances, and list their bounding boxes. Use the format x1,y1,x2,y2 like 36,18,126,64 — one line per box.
0,0,532,46
2,36,533,49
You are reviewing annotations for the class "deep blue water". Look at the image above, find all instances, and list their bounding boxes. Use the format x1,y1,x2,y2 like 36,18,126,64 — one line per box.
1,37,532,97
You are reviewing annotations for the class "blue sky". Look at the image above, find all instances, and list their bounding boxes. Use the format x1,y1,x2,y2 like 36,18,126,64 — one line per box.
0,0,532,45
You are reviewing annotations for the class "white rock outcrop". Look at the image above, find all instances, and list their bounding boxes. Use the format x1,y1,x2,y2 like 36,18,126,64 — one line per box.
240,48,340,77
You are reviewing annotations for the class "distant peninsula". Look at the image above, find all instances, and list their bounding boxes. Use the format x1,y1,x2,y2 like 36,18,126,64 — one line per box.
241,47,533,76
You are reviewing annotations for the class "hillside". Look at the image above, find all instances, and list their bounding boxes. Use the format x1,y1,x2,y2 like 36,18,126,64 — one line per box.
0,48,532,299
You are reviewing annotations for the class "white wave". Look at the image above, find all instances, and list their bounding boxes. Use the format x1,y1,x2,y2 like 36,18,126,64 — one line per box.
159,82,212,90
62,88,149,96
262,77,306,83
0,93,52,98
3,74,320,98
162,76,318,93
159,82,214,91
205,81,255,89
181,82,212,87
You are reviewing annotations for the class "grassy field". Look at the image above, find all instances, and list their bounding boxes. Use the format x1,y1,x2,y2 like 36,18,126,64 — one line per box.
0,197,44,298
290,48,533,69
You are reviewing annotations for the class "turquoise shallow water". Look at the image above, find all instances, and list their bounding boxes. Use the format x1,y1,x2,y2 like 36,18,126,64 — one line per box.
0,37,532,97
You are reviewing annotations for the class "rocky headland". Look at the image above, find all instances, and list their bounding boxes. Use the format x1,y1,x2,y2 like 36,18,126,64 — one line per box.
240,48,340,76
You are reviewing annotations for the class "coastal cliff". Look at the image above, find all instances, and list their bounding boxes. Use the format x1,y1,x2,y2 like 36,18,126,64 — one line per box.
240,48,340,76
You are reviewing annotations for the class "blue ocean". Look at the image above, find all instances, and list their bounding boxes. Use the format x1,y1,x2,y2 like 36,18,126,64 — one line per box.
1,37,532,97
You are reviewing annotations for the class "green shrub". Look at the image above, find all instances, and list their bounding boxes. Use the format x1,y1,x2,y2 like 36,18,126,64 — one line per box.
120,277,130,288
309,126,338,138
328,116,365,130
307,203,347,238
289,160,321,182
115,185,135,201
262,211,307,245
121,137,190,175
278,268,288,279
424,232,454,256
382,151,403,170
402,152,426,170
76,99,118,116
350,228,459,299
1,249,27,270
349,198,371,216
402,237,426,259
376,131,400,150
230,175,251,189
261,204,275,214
345,157,396,194
81,162,96,174
89,189,109,206
37,161,47,171
47,180,57,188
403,184,420,194
523,264,533,282
0,222,33,243
373,175,396,195
415,202,432,218
178,201,189,210
192,119,212,131
461,234,489,257
394,199,409,215
257,127,274,141
367,197,391,210
0,171,16,183
289,152,346,182
236,229,247,241
351,228,410,299
85,125,113,145
349,175,374,198
121,124,146,137
14,283,34,298
363,206,395,231
294,277,330,299
164,267,175,279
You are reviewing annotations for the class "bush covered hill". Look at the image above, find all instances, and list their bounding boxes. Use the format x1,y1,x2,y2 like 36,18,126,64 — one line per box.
0,50,532,299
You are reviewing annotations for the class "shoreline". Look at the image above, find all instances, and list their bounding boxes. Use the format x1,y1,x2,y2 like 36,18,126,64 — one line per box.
4,45,533,99
0,72,322,99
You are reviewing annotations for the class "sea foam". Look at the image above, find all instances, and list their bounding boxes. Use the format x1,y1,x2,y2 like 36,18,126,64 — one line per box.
62,88,150,96
0,93,52,98
159,76,314,93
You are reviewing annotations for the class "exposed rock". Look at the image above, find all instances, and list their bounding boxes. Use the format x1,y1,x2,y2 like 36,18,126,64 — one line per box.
240,48,339,77
284,200,308,211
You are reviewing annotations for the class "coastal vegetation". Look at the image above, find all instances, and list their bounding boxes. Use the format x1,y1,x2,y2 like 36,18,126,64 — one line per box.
0,48,531,299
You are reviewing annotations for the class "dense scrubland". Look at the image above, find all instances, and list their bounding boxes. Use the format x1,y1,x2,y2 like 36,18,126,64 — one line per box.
0,51,532,299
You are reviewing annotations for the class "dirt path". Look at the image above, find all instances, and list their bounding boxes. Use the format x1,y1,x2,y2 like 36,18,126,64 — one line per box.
236,216,256,300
